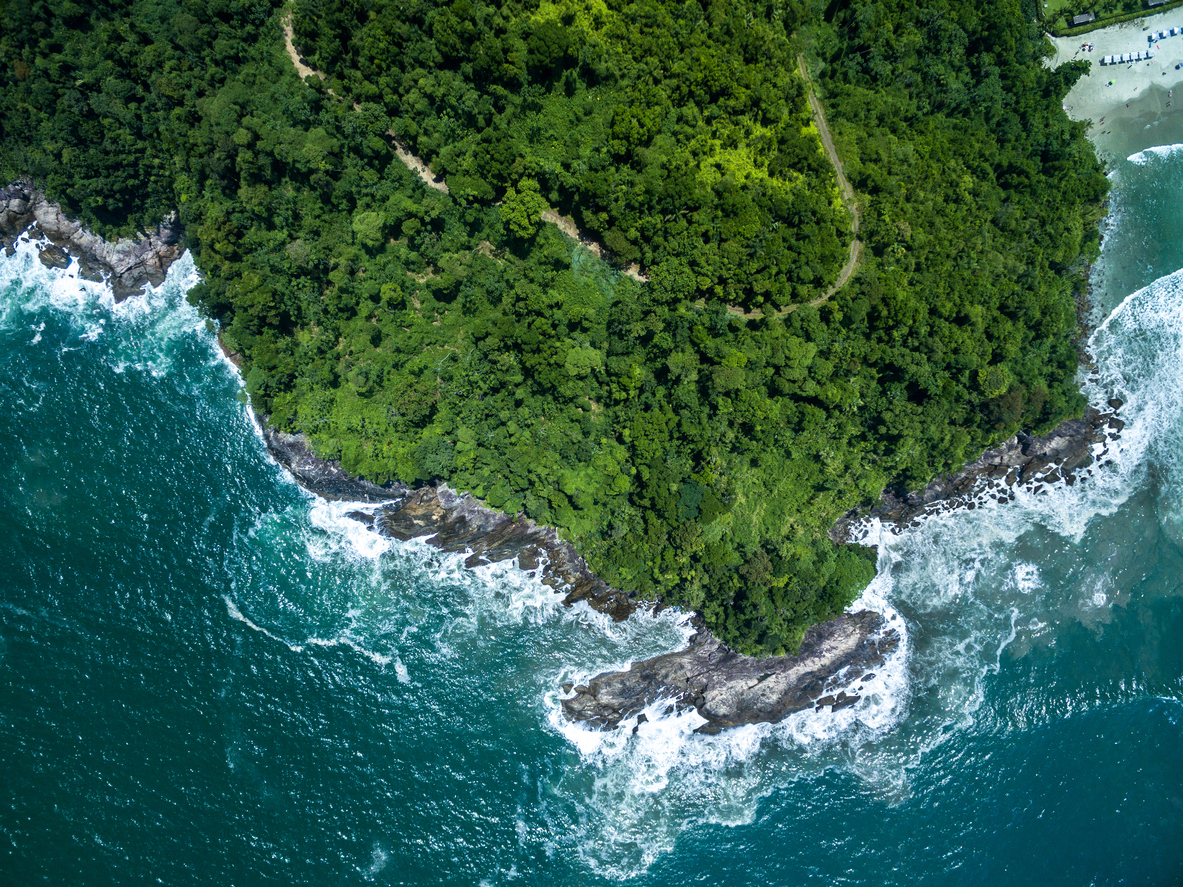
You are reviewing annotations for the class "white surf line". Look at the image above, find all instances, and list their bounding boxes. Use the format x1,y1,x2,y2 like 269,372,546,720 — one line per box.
224,596,404,671
1127,142,1183,163
304,635,394,667
223,595,305,653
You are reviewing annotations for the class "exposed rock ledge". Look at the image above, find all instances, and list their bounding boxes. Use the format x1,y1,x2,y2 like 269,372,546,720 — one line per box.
262,427,638,620
562,610,898,735
262,426,899,731
0,181,184,300
830,400,1125,541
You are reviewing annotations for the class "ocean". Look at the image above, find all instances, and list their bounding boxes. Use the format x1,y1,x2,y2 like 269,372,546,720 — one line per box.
1,145,1182,885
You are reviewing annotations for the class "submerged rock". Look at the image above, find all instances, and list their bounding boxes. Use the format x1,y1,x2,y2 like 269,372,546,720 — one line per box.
561,610,899,734
1,180,184,300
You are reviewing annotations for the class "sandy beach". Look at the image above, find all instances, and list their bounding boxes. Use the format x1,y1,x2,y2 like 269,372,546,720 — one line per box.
1049,12,1183,163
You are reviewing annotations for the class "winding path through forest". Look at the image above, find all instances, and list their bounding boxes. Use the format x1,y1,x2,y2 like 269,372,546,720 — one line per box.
798,54,862,304
726,56,862,318
281,12,646,279
281,14,449,193
279,17,855,304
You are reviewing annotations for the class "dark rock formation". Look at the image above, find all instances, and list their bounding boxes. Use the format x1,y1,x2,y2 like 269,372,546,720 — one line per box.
831,403,1124,540
0,181,184,300
259,425,638,619
561,610,900,734
262,427,406,503
373,485,638,621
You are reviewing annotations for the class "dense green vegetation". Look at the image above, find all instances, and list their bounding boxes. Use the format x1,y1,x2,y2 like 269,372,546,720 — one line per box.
291,0,852,311
0,0,1106,655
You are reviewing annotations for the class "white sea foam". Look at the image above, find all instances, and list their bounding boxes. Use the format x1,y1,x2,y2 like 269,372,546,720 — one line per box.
0,237,223,385
1126,142,1183,164
305,634,394,667
226,590,406,670
0,236,112,337
223,595,305,653
305,498,393,562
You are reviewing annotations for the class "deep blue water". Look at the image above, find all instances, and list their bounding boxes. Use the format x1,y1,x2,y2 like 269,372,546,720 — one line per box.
2,147,1182,885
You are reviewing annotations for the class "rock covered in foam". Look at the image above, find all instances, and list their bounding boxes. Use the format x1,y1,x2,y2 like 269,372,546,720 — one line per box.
562,610,900,734
0,180,184,300
373,485,638,621
260,425,636,619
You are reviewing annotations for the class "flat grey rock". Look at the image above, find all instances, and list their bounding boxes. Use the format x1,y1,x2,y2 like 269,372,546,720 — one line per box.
562,610,899,734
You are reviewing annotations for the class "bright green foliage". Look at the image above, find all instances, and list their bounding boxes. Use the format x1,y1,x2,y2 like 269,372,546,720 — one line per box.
0,0,1105,656
291,0,851,311
499,178,550,240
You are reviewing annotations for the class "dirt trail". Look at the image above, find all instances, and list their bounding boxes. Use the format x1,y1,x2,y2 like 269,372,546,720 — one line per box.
281,13,449,193
726,55,862,319
541,209,648,282
280,12,654,274
799,54,862,303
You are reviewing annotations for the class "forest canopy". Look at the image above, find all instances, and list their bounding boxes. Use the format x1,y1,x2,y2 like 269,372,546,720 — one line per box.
0,0,1107,655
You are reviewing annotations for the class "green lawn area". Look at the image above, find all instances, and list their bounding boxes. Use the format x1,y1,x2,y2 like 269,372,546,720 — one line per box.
1042,0,1083,28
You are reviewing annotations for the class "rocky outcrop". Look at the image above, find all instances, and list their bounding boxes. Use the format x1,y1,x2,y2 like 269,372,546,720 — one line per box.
830,401,1125,540
260,426,639,620
373,485,640,620
262,427,407,503
0,181,184,300
561,610,899,734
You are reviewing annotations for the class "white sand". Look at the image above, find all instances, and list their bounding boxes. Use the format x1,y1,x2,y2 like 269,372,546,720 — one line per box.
1050,12,1183,125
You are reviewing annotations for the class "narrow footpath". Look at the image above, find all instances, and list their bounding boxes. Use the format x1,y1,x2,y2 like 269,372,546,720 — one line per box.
281,14,449,193
281,12,644,279
798,54,863,305
727,55,862,319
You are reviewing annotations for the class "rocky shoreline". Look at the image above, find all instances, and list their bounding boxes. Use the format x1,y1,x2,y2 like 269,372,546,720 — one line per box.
3,181,1115,736
264,427,645,622
0,181,184,300
561,610,898,735
262,426,903,733
830,400,1125,541
264,398,1125,735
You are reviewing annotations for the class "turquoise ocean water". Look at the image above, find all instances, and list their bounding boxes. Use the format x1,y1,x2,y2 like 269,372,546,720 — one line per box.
2,149,1183,885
